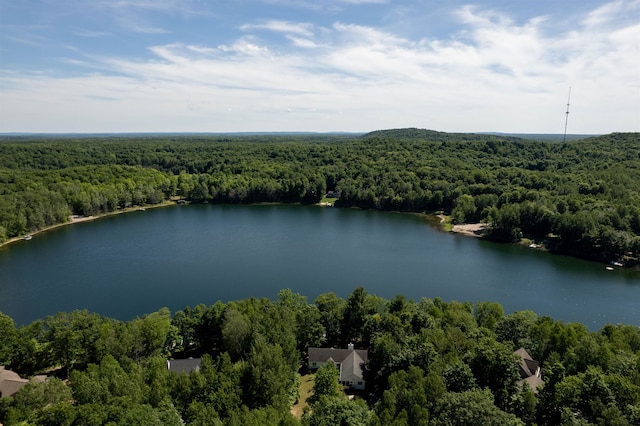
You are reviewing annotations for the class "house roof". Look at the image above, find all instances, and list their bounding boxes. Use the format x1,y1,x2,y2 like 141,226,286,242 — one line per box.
514,348,540,379
518,375,544,392
0,378,29,398
308,348,368,365
167,358,201,374
308,347,368,384
0,366,45,398
514,348,544,393
0,367,21,382
340,350,365,383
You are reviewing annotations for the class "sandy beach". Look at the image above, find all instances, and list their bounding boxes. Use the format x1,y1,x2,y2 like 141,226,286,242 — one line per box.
451,223,487,237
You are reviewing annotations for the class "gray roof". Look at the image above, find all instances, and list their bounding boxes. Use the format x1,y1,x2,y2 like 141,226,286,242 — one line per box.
0,366,46,398
514,348,539,379
167,358,201,374
514,348,544,393
308,347,368,384
340,350,365,383
1,378,28,398
308,348,368,365
518,375,544,393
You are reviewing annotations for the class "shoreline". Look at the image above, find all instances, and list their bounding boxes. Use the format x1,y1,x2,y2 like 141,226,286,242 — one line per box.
450,223,487,237
0,201,177,250
2,199,322,249
2,203,638,272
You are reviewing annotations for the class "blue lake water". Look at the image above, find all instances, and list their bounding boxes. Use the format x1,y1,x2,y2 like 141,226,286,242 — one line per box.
0,204,638,328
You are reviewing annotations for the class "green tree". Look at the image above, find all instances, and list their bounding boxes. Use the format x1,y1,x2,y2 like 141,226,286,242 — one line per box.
431,389,524,426
197,353,243,419
278,289,326,356
0,312,16,365
10,320,52,376
303,395,370,426
487,204,522,242
45,310,104,376
70,355,147,405
464,337,520,410
128,308,172,360
452,194,476,224
511,384,537,425
244,334,295,411
309,362,340,404
3,378,73,425
474,301,504,330
184,401,223,426
341,287,368,346
552,366,635,425
495,310,537,349
222,308,252,361
315,292,346,348
372,366,430,426
443,361,477,392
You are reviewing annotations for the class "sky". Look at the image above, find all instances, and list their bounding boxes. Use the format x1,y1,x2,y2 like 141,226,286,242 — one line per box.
0,0,638,134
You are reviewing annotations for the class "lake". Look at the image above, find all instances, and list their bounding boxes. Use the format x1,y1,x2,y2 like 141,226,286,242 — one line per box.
0,204,638,328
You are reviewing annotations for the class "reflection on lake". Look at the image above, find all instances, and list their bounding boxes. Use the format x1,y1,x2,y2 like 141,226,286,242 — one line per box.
0,204,637,328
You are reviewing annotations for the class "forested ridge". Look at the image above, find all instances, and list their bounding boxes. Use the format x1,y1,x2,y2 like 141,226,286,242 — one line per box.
1,130,639,264
1,289,640,425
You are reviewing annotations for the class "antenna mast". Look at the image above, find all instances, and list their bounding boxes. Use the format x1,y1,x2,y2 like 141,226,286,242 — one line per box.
563,86,571,143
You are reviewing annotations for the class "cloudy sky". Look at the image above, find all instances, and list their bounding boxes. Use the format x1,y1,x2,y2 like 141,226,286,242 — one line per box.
0,0,638,134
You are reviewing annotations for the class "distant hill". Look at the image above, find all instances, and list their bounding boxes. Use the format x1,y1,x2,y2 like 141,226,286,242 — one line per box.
477,132,599,142
361,127,523,142
362,128,447,139
361,128,598,142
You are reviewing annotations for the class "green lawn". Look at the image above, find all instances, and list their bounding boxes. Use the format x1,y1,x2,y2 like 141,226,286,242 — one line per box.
319,196,338,205
291,373,315,418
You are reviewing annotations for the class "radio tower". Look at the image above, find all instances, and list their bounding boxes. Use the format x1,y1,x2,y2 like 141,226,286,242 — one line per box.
563,87,571,143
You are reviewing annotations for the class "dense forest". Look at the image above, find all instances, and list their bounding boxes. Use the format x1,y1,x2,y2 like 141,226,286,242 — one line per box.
1,129,639,264
1,288,639,425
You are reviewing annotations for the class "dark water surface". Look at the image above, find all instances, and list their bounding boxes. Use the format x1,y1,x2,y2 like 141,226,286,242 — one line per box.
0,204,638,328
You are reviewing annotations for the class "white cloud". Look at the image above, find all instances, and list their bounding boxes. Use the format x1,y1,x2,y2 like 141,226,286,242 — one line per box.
217,38,271,56
240,20,315,37
583,0,640,28
1,1,638,133
286,36,320,49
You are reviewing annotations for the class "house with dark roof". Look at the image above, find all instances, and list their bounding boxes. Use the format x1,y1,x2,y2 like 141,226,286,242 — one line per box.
167,357,201,374
514,348,544,393
308,344,368,390
0,366,46,397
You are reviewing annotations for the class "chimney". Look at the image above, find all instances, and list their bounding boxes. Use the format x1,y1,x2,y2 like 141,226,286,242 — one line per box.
347,343,354,350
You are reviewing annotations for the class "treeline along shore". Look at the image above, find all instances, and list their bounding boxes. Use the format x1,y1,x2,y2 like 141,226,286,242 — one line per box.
1,129,639,266
1,288,640,425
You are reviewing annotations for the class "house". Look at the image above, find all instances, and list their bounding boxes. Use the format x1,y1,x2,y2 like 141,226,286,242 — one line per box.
308,344,368,390
514,348,544,393
167,357,201,374
0,366,46,398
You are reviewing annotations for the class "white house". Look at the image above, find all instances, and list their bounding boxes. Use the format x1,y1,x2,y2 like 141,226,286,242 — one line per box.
308,344,368,390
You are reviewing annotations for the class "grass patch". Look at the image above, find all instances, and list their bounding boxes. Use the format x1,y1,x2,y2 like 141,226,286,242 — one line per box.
438,214,454,231
319,196,338,205
291,373,315,419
